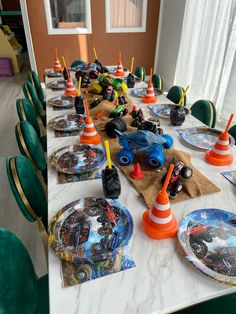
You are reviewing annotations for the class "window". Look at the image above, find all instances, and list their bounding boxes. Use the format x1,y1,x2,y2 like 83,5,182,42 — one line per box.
105,0,147,33
44,0,92,34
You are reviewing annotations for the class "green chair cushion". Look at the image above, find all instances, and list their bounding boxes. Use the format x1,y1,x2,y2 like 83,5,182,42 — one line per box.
134,66,146,81
175,292,236,314
40,135,47,152
36,275,49,314
191,100,215,128
15,121,47,172
70,59,85,68
27,71,45,104
0,228,38,314
21,82,46,125
6,156,47,228
16,98,41,137
167,85,186,106
152,74,163,92
229,124,236,144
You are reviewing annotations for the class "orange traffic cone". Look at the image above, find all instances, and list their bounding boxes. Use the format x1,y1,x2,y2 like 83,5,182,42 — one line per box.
80,100,101,145
142,68,157,104
130,163,144,179
142,164,178,239
64,76,77,96
115,51,125,77
53,48,62,71
205,113,234,166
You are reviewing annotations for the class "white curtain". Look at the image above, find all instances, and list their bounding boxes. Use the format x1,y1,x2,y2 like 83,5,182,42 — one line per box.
174,0,236,119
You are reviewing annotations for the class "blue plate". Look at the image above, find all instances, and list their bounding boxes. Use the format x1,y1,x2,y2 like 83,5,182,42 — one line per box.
49,197,133,263
178,208,236,285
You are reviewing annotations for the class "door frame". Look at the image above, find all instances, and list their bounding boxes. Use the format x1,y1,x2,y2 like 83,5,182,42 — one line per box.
19,0,37,72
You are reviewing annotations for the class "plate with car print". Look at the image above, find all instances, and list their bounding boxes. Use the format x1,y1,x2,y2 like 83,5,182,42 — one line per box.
49,197,133,263
177,127,235,150
49,144,105,174
48,95,75,108
46,80,77,90
178,208,236,285
48,114,84,132
46,69,63,78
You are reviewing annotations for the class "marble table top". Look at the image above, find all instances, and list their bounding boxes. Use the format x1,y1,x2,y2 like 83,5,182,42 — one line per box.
45,72,236,314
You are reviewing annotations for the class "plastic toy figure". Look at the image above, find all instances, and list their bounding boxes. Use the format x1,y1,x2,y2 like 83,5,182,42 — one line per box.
91,73,128,95
102,140,121,199
116,130,173,168
162,161,192,198
103,86,116,101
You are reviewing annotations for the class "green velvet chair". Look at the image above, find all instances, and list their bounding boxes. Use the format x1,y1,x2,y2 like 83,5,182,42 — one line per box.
0,228,49,314
190,100,216,128
167,85,186,106
229,124,236,144
152,73,163,93
16,98,47,152
15,120,47,187
21,81,46,126
27,70,46,110
134,66,146,81
6,155,48,261
174,292,236,314
71,59,85,68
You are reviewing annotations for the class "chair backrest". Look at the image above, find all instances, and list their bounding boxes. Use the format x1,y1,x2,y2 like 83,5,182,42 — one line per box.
0,228,38,314
16,98,41,137
191,100,216,128
6,155,47,228
15,120,46,173
27,70,45,103
70,59,85,68
229,124,236,144
21,81,45,120
167,85,186,106
152,73,163,92
134,66,146,81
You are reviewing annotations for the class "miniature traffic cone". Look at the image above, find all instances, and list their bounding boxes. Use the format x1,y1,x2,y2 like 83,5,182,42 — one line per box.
80,100,101,145
115,51,125,77
130,162,144,179
53,48,62,71
142,164,178,240
64,76,77,96
142,68,157,104
205,113,234,166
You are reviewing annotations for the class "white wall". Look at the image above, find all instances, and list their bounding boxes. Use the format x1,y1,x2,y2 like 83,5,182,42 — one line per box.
155,0,186,91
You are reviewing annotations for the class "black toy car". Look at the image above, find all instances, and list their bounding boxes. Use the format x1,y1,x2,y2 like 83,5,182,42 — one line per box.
75,70,90,87
118,95,128,105
102,165,121,199
162,161,193,198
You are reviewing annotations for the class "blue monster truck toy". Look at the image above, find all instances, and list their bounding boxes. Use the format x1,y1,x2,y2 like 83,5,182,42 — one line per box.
116,130,173,168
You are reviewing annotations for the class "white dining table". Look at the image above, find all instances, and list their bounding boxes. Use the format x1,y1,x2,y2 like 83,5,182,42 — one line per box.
45,72,236,314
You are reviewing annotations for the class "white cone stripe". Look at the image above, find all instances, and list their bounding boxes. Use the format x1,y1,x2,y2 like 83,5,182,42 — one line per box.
149,212,173,224
216,139,229,145
83,131,97,136
212,147,230,155
85,123,94,128
146,93,155,97
66,88,76,91
147,87,154,91
153,202,170,211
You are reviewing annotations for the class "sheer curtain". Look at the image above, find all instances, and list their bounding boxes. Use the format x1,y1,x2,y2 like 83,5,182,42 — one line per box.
174,0,236,119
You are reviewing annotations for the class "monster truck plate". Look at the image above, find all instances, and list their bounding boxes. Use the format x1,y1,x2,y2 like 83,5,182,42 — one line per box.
178,208,236,285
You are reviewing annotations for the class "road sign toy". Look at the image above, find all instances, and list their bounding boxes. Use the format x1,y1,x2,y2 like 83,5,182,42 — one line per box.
91,73,128,95
102,140,121,199
162,161,192,198
116,130,173,168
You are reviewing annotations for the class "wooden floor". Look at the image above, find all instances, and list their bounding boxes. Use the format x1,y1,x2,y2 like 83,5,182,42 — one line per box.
0,59,47,276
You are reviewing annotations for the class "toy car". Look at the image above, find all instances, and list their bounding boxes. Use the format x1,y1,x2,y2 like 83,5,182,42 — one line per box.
109,104,128,118
102,165,121,199
75,62,100,79
116,130,173,168
118,95,128,105
130,107,162,134
105,117,127,138
103,86,116,101
75,70,90,87
91,73,128,95
162,161,192,198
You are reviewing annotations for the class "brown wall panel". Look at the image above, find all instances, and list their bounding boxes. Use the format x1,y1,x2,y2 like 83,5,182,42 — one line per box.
26,0,160,80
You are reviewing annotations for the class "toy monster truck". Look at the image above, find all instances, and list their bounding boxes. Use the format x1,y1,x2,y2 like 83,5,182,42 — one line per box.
91,73,128,96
